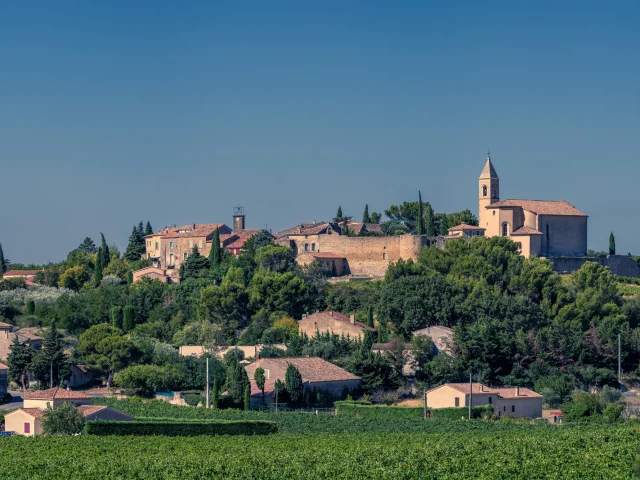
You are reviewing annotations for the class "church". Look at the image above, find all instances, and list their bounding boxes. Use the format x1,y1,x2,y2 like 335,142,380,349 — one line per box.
478,155,588,257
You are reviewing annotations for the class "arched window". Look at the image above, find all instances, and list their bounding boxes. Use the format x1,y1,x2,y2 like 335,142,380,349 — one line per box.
502,223,509,237
304,243,309,252
482,185,487,197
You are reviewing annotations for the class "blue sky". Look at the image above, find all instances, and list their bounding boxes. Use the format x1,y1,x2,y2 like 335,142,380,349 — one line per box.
1,1,638,264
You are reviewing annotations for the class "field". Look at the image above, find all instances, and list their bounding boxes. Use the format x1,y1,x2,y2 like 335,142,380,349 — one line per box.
1,399,638,479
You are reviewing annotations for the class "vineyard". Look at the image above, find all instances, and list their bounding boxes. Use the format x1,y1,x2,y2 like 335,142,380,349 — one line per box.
1,426,638,479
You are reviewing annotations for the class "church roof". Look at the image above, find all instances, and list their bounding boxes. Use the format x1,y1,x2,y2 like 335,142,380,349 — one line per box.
479,157,499,179
486,200,587,217
511,226,543,236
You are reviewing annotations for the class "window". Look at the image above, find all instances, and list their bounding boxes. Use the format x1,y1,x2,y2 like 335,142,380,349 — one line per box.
46,402,51,408
199,240,203,248
184,253,188,260
189,240,194,248
383,252,387,260
304,243,309,252
455,397,460,407
170,242,174,249
482,185,487,197
512,405,515,413
24,422,30,434
311,243,316,251
155,242,159,250
488,397,492,404
502,223,509,237
170,254,174,266
503,406,506,411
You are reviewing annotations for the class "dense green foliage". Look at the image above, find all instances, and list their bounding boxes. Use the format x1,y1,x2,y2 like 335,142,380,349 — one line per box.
85,418,277,436
41,403,85,436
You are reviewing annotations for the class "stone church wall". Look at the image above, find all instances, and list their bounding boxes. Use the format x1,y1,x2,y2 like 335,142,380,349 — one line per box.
550,255,640,278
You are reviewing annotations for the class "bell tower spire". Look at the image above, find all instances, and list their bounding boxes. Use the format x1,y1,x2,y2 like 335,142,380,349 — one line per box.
478,152,500,228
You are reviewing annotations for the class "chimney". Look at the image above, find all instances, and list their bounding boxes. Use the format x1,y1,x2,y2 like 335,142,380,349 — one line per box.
350,314,355,325
193,223,196,229
480,384,484,392
302,314,307,319
515,386,520,396
312,220,317,225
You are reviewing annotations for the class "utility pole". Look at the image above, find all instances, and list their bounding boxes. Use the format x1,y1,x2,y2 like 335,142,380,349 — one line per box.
468,372,473,420
275,383,278,414
206,358,210,409
423,387,427,419
618,334,622,380
50,362,53,389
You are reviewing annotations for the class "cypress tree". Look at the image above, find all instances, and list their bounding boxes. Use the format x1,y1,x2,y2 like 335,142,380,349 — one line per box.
145,221,153,236
212,378,219,409
94,247,104,285
110,306,123,330
439,217,449,236
425,203,436,236
244,384,251,411
609,232,616,255
42,322,66,388
100,233,110,266
124,226,144,261
285,363,303,407
123,305,135,333
366,304,374,328
209,228,222,267
362,204,370,224
25,299,35,316
0,242,6,274
416,191,425,235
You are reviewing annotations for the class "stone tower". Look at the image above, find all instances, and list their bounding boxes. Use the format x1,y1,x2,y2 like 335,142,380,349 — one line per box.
478,154,499,228
233,205,246,233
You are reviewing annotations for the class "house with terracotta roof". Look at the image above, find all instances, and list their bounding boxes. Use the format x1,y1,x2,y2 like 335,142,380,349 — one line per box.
244,357,362,404
298,310,376,341
22,387,93,409
445,223,485,241
4,405,133,436
1,270,40,280
0,323,43,362
478,154,587,257
426,383,543,419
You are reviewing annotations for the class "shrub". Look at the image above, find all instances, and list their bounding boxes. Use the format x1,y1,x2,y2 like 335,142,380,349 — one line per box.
600,385,622,404
113,365,180,397
41,403,85,435
85,418,277,436
603,403,624,423
184,394,202,407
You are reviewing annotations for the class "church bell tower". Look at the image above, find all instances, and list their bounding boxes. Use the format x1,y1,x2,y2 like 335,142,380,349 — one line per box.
478,153,499,228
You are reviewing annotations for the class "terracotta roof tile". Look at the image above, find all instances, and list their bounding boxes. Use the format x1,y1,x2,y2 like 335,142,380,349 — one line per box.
0,362,8,369
250,357,361,383
0,322,13,328
22,387,93,400
249,379,276,397
2,270,40,277
439,383,542,398
77,405,108,416
305,311,376,332
447,223,485,232
486,200,586,216
17,408,45,418
154,224,229,239
511,226,543,236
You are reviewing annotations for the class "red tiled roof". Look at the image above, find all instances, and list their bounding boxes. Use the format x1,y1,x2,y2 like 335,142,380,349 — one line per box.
306,311,376,332
0,322,13,328
249,379,276,397
0,362,8,369
77,405,108,416
276,222,334,238
153,224,228,239
2,270,40,277
486,200,587,216
17,408,45,419
511,226,543,236
437,383,542,398
22,387,93,400
448,223,485,232
223,230,262,250
251,357,361,383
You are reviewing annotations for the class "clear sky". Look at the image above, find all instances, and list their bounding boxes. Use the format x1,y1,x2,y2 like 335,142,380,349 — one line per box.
1,1,638,264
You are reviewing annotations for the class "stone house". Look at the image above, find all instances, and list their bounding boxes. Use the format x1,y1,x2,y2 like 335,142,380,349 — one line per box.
0,322,43,362
412,326,454,355
4,405,133,437
67,365,94,388
425,383,543,419
298,311,376,341
371,341,414,376
244,357,362,404
296,252,348,276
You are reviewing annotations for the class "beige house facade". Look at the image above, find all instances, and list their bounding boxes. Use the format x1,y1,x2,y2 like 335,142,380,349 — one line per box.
425,383,543,419
299,311,376,341
478,156,587,257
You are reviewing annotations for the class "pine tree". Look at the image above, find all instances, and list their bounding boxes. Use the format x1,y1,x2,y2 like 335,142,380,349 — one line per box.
0,242,6,274
425,203,436,236
94,247,104,285
243,384,251,411
366,304,374,328
209,228,222,267
609,232,616,255
145,221,153,236
124,226,144,262
285,363,303,407
416,191,425,235
7,337,33,391
439,217,449,236
123,305,135,332
183,246,209,279
77,237,97,254
41,322,67,388
363,204,370,224
100,233,110,266
110,306,123,330
212,378,219,409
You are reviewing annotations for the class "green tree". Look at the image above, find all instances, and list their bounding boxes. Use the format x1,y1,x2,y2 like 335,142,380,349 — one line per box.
77,237,97,254
366,304,374,328
113,364,180,397
254,367,266,404
212,378,219,409
285,363,303,406
94,247,104,285
25,299,35,315
0,243,5,274
100,233,110,267
58,266,90,292
41,403,85,436
6,337,34,390
110,306,123,330
416,191,425,235
145,221,154,236
334,205,344,223
209,228,223,267
244,384,251,410
40,322,67,388
227,360,250,405
424,203,436,236
183,246,209,279
609,232,616,255
124,226,144,262
362,204,371,223
369,212,381,224
123,305,135,332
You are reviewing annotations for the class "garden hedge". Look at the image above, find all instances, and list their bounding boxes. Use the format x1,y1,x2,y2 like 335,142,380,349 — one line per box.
335,403,493,420
85,418,277,436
